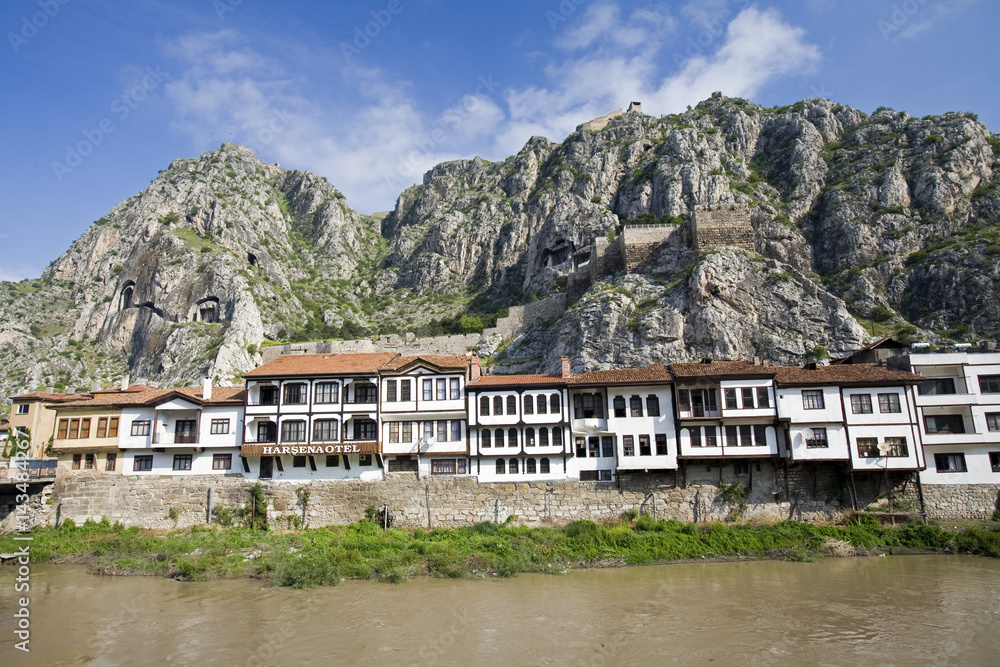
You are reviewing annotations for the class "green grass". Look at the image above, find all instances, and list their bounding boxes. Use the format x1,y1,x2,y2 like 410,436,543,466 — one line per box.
3,517,997,589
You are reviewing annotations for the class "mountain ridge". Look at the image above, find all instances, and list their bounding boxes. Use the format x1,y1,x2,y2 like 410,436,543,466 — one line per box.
1,93,998,400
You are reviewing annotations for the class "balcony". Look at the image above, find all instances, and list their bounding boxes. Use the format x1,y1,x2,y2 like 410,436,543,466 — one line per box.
0,458,57,483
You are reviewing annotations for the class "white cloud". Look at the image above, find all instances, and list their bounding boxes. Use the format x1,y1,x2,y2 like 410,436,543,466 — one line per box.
160,6,818,213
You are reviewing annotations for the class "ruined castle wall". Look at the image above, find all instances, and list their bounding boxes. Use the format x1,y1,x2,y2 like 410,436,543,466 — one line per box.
692,207,754,252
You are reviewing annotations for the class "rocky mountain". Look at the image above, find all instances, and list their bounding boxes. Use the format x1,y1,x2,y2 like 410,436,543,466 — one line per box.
1,94,997,398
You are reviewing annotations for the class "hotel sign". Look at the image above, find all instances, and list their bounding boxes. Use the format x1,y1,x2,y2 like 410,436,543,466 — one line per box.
241,442,380,457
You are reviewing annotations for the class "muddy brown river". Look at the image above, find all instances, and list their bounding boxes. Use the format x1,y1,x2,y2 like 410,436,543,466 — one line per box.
1,555,998,665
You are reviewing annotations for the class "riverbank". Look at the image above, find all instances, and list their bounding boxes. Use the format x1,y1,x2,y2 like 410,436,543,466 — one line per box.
3,516,998,588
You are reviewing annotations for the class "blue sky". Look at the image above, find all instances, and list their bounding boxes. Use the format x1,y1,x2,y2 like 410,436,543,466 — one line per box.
1,0,995,281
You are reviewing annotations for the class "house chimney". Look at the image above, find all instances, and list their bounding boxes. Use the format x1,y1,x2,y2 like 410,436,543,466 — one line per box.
561,356,572,378
120,374,129,391
203,377,212,401
470,353,481,382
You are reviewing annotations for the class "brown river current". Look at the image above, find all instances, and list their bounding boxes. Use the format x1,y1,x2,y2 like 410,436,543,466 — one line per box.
1,555,998,665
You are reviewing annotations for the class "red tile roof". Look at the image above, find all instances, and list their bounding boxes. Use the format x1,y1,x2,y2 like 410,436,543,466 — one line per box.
379,355,471,371
244,352,400,377
771,363,921,386
571,364,672,386
468,374,567,387
12,391,90,402
670,360,775,379
56,386,246,408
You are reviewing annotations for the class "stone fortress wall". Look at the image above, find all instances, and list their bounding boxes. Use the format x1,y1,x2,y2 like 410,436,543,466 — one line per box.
26,462,995,531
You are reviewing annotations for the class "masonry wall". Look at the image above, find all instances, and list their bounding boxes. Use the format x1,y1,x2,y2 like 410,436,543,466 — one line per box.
620,226,679,272
692,207,754,252
261,333,483,363
920,484,1000,521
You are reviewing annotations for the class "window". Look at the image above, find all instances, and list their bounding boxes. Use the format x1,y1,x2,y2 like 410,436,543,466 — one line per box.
878,393,901,413
432,458,466,475
355,383,377,403
705,427,717,448
437,420,447,442
389,422,400,443
423,379,433,401
639,435,652,456
741,388,755,409
924,415,965,434
57,419,69,439
739,425,752,447
173,454,192,471
72,454,81,469
677,389,690,412
282,383,306,405
482,429,492,448
452,421,461,442
313,419,338,442
754,425,768,447
509,458,518,474
756,387,770,408
258,386,278,405
436,379,447,401
588,437,599,458
97,417,108,438
539,428,549,446
725,388,738,410
450,378,460,400
553,427,563,447
682,388,717,417
646,395,660,417
315,382,338,404
480,396,490,416
80,418,91,438
525,458,537,474
105,453,117,471
690,429,702,448
496,459,505,475
386,380,397,402
326,455,340,467
934,453,967,472
802,390,825,410
84,454,95,469
805,427,828,448
508,428,518,448
919,378,956,395
726,425,738,448
388,456,418,472
536,395,547,414
630,396,643,417
354,420,377,440
67,418,82,439
524,395,534,415
359,454,373,466
402,422,412,442
133,455,153,471
601,436,614,458
281,420,306,442
857,438,879,458
16,404,29,415
884,437,908,457
988,414,1000,432
540,458,551,474
507,395,517,415
851,394,873,414
525,428,535,447
400,380,411,401
550,395,561,413
979,375,1000,393
210,419,230,435
213,454,232,470
655,434,668,455
623,435,635,456
495,429,504,447
613,396,626,418
990,452,1000,473
573,393,604,419
293,456,306,468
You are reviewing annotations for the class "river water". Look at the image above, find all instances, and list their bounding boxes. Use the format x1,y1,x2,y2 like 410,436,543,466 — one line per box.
1,556,998,665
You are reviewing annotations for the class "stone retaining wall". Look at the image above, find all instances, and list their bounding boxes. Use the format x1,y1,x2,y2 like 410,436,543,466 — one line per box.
921,484,1000,521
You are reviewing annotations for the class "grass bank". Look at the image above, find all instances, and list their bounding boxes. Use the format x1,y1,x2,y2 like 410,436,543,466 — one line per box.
2,516,998,588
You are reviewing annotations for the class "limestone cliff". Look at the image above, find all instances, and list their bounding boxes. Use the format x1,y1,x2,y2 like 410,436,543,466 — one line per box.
1,94,998,399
